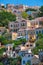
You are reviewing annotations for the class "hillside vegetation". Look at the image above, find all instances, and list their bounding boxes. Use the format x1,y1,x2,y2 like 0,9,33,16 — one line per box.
0,10,16,28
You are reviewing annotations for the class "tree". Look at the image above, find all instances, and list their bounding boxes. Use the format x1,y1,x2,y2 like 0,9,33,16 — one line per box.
39,6,43,12
17,56,21,65
28,15,34,20
21,12,28,19
25,8,37,12
0,36,6,42
0,48,6,56
26,62,30,65
0,35,10,45
0,10,16,27
0,62,3,65
37,6,43,17
32,38,43,54
13,39,26,47
37,33,43,39
9,58,20,65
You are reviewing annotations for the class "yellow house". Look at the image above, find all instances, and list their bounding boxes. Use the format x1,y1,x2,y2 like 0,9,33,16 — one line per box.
12,33,18,40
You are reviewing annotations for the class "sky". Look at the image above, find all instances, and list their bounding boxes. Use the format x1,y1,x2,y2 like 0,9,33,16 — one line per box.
0,0,43,6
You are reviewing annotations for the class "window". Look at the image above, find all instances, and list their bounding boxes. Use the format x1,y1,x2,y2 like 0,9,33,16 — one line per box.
18,24,19,26
0,30,1,32
22,54,25,57
23,23,25,26
15,29,17,32
13,53,15,56
23,60,25,64
28,55,30,57
39,21,43,25
21,23,25,26
39,30,41,33
14,30,15,32
31,55,33,57
42,30,43,34
21,24,23,26
31,32,33,34
26,45,29,47
36,31,38,34
30,44,32,47
11,25,13,27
